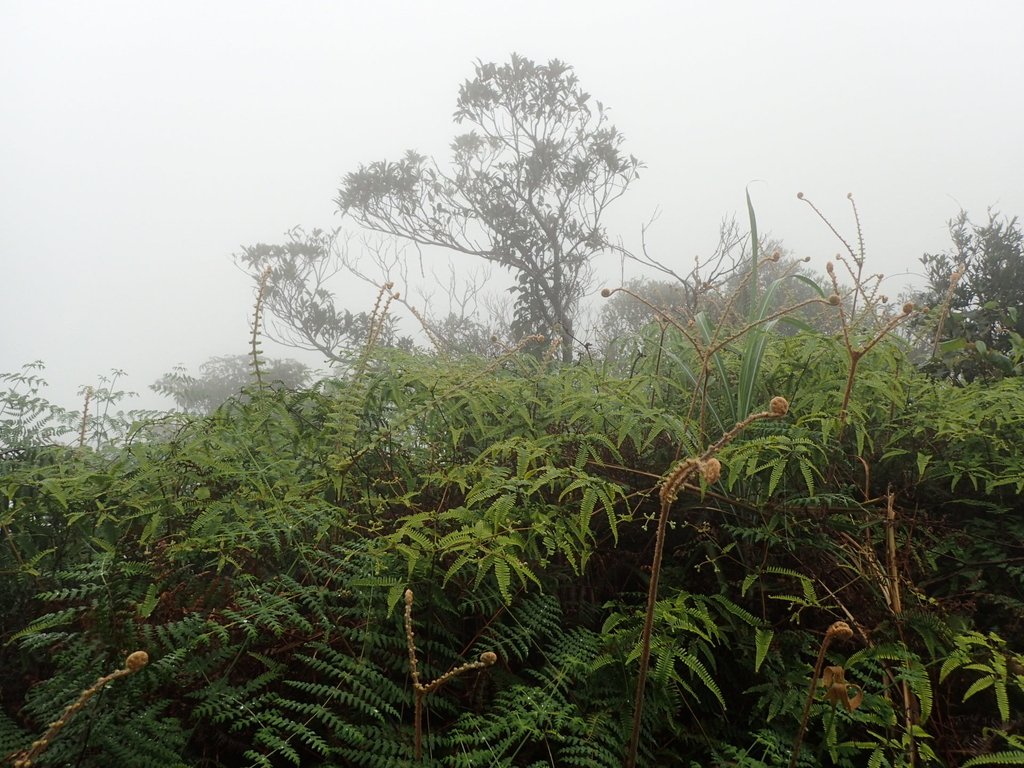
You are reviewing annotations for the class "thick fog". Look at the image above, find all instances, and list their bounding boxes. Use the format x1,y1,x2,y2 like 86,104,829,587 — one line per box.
2,0,1022,412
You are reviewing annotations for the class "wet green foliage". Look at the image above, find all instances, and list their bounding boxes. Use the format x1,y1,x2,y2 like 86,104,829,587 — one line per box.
3,313,1024,767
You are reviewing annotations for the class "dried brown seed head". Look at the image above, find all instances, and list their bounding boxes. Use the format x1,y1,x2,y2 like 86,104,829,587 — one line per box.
822,665,863,711
769,396,790,417
825,621,853,642
902,302,914,315
827,294,841,306
701,458,722,484
125,651,149,673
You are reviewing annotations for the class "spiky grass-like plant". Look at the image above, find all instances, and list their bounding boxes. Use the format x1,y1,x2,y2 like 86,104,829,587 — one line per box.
603,192,833,444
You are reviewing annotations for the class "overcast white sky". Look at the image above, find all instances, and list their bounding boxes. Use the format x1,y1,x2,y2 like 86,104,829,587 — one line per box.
2,1,1022,412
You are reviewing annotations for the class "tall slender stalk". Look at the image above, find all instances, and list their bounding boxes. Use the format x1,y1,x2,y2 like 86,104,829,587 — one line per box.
626,397,789,768
76,386,92,449
11,652,148,768
404,589,496,761
790,622,853,768
249,267,272,390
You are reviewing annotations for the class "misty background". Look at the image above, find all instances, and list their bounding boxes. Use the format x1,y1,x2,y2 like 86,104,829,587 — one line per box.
2,0,1022,412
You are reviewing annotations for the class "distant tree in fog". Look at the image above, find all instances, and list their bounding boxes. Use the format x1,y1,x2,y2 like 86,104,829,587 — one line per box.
235,227,410,362
337,54,641,362
152,354,311,414
913,209,1024,380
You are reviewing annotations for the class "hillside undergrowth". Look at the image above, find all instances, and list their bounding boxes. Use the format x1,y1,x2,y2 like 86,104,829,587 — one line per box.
3,270,1024,767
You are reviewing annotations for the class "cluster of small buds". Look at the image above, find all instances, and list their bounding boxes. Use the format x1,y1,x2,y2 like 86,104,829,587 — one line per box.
700,458,722,484
125,651,149,672
422,652,500,694
405,587,497,696
660,398,789,505
659,458,700,505
824,620,854,643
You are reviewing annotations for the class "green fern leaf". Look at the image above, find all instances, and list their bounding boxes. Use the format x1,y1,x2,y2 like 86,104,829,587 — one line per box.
963,675,995,702
961,751,1024,767
755,628,774,673
676,650,726,709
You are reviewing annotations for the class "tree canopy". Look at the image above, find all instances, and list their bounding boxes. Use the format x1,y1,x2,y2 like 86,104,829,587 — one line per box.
336,54,641,361
235,228,410,363
917,210,1024,380
152,354,311,414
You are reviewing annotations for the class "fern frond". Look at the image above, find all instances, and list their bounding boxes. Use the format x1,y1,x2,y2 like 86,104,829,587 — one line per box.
961,752,1024,767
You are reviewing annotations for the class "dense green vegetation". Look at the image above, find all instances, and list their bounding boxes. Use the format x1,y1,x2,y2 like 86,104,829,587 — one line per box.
3,54,1024,768
4,273,1024,766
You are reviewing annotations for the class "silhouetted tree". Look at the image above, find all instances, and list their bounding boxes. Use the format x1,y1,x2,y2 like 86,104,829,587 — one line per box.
336,54,641,362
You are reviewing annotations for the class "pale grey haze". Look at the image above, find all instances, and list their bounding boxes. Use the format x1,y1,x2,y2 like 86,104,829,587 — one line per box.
2,1,1022,412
